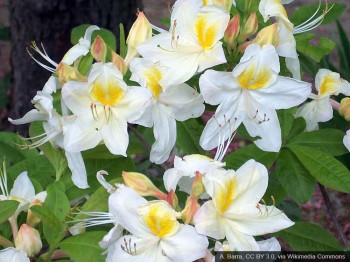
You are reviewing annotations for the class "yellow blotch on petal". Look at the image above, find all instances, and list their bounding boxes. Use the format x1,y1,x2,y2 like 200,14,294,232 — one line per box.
90,80,125,106
215,178,236,213
144,67,163,98
195,15,217,50
237,64,272,90
142,202,179,238
319,76,337,96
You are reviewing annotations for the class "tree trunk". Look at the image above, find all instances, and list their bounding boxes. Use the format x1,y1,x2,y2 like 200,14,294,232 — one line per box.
8,0,142,133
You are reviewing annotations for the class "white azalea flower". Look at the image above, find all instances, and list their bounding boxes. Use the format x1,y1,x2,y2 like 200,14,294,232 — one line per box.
8,77,89,189
344,130,350,152
0,248,30,262
0,170,47,218
130,58,205,164
296,69,350,131
199,44,311,152
28,25,99,73
194,160,294,250
163,154,225,196
259,0,329,79
62,62,151,156
105,186,208,262
137,0,230,86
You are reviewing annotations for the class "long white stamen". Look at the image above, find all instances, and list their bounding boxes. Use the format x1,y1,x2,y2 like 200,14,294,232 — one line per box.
17,129,61,150
68,211,115,228
293,2,333,34
97,170,115,193
27,42,58,72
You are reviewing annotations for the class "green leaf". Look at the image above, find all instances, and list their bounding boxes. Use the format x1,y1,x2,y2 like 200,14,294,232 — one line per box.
286,117,306,142
278,200,301,222
225,144,278,170
290,3,346,26
0,27,10,41
82,144,120,160
71,24,116,50
7,155,55,189
176,119,205,154
45,182,70,222
119,23,126,58
0,132,39,162
277,109,295,145
0,201,19,224
262,172,286,205
295,33,336,63
30,205,66,247
336,20,350,76
275,222,343,251
60,231,107,262
276,149,315,204
288,145,350,193
78,52,94,76
289,129,348,156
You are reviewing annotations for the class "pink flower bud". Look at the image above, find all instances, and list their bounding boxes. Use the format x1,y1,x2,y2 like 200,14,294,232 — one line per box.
192,172,205,199
15,224,42,257
224,14,240,49
56,62,87,84
181,194,200,224
340,98,350,121
91,35,107,63
111,50,127,75
122,171,167,200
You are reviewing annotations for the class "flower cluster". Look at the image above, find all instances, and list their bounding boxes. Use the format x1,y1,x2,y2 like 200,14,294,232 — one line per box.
4,0,350,261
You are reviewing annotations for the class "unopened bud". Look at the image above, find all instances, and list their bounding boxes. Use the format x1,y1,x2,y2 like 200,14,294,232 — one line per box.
69,222,86,236
238,12,258,42
239,41,252,53
181,194,200,224
224,15,240,49
122,172,167,200
253,23,279,47
166,190,179,210
15,224,42,257
27,199,43,227
56,62,87,84
111,51,127,75
339,97,350,121
91,35,107,63
192,172,205,199
124,11,152,65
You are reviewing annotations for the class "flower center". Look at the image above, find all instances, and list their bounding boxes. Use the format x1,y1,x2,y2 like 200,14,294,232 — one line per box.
142,202,179,238
214,177,236,213
237,64,272,90
195,15,217,50
90,79,125,106
319,76,337,96
143,67,163,98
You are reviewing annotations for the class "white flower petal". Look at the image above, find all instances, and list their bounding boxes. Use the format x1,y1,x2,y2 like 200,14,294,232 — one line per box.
257,237,281,251
161,225,208,261
101,115,128,156
343,130,350,152
224,222,260,251
0,248,30,262
65,151,89,189
194,200,226,240
159,84,204,121
250,76,311,110
62,81,91,116
8,109,48,125
10,172,35,203
285,57,301,80
199,70,240,105
62,45,90,65
99,225,124,249
163,168,183,192
150,105,176,164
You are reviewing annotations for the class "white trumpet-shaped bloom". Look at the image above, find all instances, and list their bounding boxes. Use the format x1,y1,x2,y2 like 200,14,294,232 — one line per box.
105,186,208,261
296,69,350,131
0,171,47,218
259,0,329,79
163,154,225,196
8,77,89,189
0,248,30,262
200,44,311,152
62,62,151,156
137,0,230,87
194,160,294,250
130,58,205,164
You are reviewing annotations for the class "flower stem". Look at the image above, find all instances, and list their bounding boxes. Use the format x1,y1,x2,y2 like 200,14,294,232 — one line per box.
318,183,349,248
8,215,18,240
330,99,341,111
